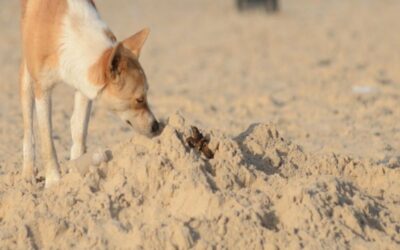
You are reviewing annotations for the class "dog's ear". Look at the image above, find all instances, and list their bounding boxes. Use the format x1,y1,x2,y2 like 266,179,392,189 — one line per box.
108,43,124,79
122,28,150,58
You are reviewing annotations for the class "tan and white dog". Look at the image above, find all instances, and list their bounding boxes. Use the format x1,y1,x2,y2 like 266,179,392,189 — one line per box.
20,0,159,187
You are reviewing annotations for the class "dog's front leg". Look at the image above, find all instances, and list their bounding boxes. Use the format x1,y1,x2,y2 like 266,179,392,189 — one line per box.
20,63,36,181
36,91,61,187
70,91,92,160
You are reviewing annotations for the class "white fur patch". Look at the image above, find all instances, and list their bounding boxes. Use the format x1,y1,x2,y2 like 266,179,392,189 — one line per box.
59,0,116,99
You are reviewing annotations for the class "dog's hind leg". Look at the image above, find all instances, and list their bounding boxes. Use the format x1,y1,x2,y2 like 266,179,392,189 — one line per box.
70,91,92,160
35,87,60,188
20,62,36,181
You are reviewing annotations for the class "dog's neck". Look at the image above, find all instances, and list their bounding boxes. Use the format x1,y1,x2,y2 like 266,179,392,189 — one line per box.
59,0,116,99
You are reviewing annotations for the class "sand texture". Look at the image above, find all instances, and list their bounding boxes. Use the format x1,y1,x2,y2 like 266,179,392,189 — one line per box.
1,114,399,249
0,0,400,249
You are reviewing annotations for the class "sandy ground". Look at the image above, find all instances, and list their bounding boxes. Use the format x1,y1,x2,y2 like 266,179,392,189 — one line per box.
0,0,399,249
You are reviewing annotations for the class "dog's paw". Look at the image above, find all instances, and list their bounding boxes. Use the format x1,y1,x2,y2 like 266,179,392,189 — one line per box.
70,145,86,161
22,164,35,180
45,169,61,188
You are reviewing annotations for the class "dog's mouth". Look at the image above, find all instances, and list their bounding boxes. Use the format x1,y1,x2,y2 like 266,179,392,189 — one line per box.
124,119,162,138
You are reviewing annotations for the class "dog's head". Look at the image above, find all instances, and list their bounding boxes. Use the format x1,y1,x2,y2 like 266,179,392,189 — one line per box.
98,28,159,137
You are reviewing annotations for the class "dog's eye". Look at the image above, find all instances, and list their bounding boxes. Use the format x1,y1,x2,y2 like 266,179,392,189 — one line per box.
136,97,145,104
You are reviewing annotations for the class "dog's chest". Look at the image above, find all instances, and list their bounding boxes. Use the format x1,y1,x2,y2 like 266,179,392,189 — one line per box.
59,0,114,99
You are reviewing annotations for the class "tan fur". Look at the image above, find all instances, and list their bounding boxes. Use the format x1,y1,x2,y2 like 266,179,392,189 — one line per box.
88,47,114,87
94,43,153,120
20,0,28,19
122,28,150,57
90,40,147,99
21,0,68,97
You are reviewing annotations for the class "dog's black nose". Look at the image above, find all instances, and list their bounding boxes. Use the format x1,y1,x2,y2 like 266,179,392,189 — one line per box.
151,121,159,133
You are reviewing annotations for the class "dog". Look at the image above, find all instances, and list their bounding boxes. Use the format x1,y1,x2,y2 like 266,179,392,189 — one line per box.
20,0,159,187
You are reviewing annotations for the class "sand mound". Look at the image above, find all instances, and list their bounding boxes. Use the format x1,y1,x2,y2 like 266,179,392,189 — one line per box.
0,114,399,249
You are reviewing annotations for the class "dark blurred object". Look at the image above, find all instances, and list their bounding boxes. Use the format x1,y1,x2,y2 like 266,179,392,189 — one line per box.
236,0,279,12
186,126,214,159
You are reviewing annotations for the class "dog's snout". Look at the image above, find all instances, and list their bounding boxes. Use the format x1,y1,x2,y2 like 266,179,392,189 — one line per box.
151,120,159,133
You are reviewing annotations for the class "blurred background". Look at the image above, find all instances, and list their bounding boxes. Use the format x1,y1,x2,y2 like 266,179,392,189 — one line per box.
1,0,400,172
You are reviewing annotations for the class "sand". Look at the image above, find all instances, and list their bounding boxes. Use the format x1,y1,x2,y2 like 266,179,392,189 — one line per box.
0,0,399,249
